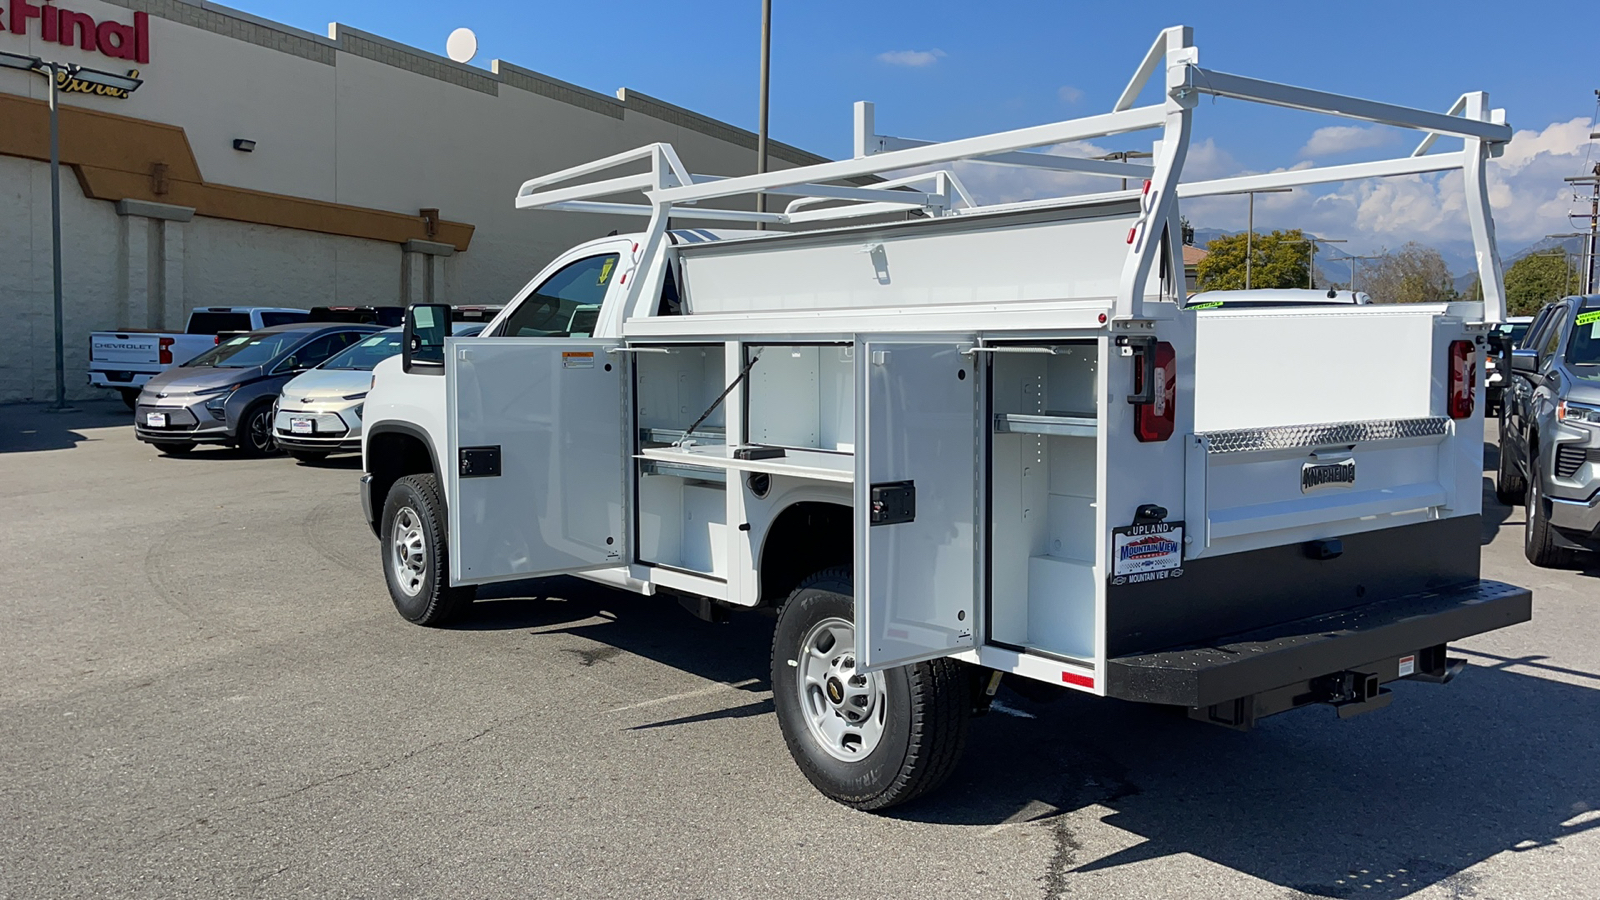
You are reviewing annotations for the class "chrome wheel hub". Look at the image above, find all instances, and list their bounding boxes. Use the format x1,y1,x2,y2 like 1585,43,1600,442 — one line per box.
797,617,887,762
391,506,427,597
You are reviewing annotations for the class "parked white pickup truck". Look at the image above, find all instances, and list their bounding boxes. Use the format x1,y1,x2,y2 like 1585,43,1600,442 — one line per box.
89,306,309,407
361,27,1531,811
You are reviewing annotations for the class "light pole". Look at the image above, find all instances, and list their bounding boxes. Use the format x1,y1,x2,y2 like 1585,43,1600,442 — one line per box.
0,52,143,411
1545,233,1587,297
1243,188,1292,290
754,0,772,230
1091,149,1154,191
1283,237,1345,289
1334,253,1381,292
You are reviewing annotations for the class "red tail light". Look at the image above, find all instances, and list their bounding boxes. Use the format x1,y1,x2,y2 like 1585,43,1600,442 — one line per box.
1134,341,1176,442
1448,340,1475,419
158,337,175,365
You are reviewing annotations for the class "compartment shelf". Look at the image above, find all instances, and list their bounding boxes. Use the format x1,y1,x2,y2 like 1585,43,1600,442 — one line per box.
993,412,1097,437
636,445,854,483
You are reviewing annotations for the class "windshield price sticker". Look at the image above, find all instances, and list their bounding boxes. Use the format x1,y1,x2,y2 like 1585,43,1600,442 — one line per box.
1111,521,1184,583
1577,310,1600,328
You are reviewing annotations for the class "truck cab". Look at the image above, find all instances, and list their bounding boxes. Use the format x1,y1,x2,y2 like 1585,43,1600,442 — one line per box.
360,26,1530,812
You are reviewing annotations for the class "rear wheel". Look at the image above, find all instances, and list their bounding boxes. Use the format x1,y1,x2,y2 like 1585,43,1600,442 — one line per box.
770,568,970,811
381,473,474,626
118,389,138,410
1524,457,1572,567
1495,431,1525,506
153,442,192,456
237,402,277,457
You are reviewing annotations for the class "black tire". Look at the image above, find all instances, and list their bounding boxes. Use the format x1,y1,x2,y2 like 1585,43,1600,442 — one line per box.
289,450,330,463
236,402,278,457
153,442,192,456
119,389,139,410
381,473,474,626
1524,456,1573,568
770,568,970,811
1495,430,1525,506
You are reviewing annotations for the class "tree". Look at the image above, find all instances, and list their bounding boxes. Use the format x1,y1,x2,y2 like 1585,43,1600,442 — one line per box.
1196,228,1310,291
1503,253,1582,316
1358,242,1458,303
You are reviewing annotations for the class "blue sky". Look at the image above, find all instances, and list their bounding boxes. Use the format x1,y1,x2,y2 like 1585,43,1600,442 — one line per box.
243,0,1598,266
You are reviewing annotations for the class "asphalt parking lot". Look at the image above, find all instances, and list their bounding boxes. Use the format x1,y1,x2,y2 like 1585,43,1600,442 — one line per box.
2,402,1596,899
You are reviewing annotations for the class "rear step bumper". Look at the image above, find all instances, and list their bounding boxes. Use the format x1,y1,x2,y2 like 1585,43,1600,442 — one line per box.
1104,579,1531,711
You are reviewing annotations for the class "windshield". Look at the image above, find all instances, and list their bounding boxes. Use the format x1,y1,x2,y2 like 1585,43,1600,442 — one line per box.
182,332,298,368
321,332,402,371
1569,313,1600,373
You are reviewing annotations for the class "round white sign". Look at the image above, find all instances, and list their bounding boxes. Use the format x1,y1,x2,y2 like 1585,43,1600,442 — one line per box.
446,27,478,64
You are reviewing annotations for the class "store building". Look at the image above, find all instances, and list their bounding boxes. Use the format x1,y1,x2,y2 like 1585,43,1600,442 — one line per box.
0,0,828,402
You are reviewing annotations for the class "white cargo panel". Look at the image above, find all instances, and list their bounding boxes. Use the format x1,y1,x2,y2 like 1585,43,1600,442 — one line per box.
679,206,1142,316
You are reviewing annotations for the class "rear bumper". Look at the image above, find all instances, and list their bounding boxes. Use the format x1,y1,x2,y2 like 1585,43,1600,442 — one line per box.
89,370,155,389
1105,579,1531,709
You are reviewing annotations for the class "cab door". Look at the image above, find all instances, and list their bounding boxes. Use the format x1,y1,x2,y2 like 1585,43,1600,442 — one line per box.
446,338,628,586
854,337,980,671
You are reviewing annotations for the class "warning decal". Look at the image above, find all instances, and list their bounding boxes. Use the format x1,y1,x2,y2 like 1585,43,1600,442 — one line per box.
562,351,596,369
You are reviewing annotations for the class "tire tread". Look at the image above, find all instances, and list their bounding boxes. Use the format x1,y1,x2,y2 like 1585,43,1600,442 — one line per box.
771,567,970,811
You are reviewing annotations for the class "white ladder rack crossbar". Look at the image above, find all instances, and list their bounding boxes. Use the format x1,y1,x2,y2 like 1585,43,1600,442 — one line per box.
512,24,1513,323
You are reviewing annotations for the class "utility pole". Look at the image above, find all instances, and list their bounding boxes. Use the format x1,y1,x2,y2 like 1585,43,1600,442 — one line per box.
754,0,772,230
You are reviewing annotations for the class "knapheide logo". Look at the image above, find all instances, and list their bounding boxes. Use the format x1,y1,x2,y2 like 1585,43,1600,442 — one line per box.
3,2,151,64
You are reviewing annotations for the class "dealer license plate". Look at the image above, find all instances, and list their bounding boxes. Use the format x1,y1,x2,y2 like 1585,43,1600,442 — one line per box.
145,412,167,428
290,417,314,435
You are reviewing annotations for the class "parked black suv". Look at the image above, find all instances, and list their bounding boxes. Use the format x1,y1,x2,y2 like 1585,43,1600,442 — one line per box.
1496,295,1600,565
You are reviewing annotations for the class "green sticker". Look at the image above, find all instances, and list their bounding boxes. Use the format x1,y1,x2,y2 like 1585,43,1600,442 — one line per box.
1188,301,1224,311
1576,310,1600,327
597,258,615,285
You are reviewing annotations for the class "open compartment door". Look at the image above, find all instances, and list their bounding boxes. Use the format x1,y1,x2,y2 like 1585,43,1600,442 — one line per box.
855,338,980,671
447,338,628,585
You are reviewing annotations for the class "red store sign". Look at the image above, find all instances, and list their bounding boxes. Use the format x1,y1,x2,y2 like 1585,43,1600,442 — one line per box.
3,2,150,64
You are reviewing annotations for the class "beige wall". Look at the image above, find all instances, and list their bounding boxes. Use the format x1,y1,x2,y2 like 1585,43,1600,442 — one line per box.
0,0,821,402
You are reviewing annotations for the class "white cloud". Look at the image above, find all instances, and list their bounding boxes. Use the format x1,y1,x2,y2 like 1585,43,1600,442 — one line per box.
1299,125,1394,158
877,49,945,68
881,117,1598,269
1057,85,1084,104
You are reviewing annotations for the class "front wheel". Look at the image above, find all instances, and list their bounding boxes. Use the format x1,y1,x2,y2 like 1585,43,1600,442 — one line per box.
1495,431,1525,506
381,473,474,626
236,402,278,457
1524,458,1573,568
770,568,970,811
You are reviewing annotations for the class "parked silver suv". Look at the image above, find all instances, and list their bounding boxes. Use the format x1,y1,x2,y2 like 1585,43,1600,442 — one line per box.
1496,295,1600,565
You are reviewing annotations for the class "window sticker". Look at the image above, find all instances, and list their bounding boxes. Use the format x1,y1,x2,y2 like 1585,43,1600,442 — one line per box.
1575,310,1600,327
597,259,615,285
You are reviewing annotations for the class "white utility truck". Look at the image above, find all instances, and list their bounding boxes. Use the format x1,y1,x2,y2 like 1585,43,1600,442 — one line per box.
361,27,1531,810
89,306,308,407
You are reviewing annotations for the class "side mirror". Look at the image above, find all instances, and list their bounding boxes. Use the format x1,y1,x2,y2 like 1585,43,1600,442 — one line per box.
403,303,451,374
1510,349,1538,375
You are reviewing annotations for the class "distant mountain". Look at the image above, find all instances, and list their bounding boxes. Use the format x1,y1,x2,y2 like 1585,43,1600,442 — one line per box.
1451,235,1589,294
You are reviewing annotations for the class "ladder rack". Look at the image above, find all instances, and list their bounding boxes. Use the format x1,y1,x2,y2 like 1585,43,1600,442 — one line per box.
513,25,1513,324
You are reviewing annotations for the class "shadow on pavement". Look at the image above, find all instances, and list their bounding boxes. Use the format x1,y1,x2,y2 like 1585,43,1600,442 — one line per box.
452,575,1598,900
0,400,131,453
1480,442,1514,545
